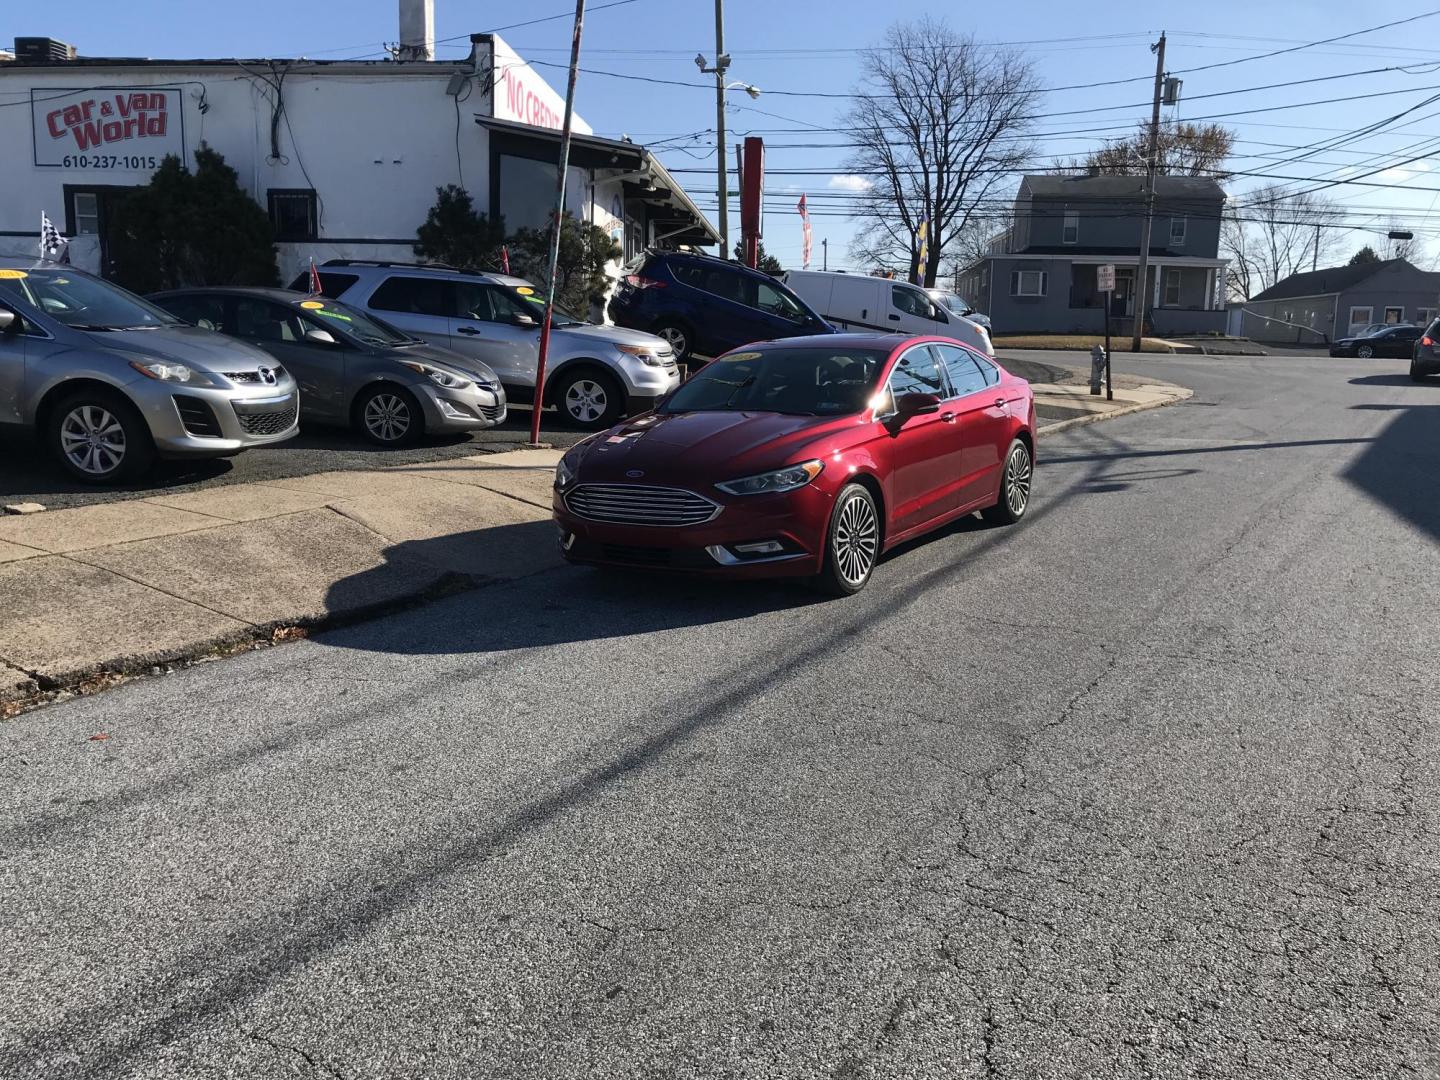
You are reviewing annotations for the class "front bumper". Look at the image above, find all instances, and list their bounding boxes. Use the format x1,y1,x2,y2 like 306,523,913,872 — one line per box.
552,481,833,579
618,363,681,408
130,378,300,457
415,381,507,433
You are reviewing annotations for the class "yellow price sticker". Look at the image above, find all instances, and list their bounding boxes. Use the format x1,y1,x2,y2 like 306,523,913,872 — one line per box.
0,269,29,280
514,286,535,295
299,300,325,309
720,351,762,362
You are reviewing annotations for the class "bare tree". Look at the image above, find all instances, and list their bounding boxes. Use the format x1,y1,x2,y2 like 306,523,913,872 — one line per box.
1059,121,1235,178
1220,185,1343,300
843,18,1039,286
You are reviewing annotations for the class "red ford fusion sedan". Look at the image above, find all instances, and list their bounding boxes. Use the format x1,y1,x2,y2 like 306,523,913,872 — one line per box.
552,333,1035,595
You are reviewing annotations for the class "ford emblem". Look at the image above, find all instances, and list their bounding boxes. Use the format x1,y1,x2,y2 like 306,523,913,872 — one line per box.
626,469,645,478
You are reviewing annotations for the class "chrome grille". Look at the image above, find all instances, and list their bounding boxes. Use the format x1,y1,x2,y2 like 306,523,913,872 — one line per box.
478,402,506,421
223,371,263,384
565,483,720,527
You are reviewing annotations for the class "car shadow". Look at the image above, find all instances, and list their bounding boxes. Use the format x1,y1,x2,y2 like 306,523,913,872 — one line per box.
1348,373,1433,387
1343,402,1440,542
0,431,236,500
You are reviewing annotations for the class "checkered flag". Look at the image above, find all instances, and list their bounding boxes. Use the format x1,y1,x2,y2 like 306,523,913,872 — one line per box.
39,212,69,263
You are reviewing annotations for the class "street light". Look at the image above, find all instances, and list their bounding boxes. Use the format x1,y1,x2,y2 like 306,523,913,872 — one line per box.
697,4,759,260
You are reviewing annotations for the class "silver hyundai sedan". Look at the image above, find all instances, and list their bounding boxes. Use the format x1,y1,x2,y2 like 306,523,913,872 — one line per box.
0,260,298,483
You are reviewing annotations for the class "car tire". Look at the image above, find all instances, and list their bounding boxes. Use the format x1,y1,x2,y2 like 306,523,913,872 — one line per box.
553,368,623,430
981,438,1033,526
47,388,155,484
355,384,423,446
1357,344,1374,359
815,483,881,597
652,321,693,363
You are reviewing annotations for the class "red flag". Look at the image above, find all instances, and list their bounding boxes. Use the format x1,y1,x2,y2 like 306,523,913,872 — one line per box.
308,257,323,296
797,195,813,270
501,246,511,275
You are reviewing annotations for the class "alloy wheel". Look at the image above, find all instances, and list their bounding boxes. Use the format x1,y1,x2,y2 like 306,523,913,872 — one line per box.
363,393,411,442
833,492,879,587
565,379,608,424
1005,442,1033,518
657,326,688,355
60,405,126,477
1358,345,1374,359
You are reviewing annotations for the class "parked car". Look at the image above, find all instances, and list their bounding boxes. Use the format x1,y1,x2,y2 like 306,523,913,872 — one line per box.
1410,318,1440,382
783,270,993,356
608,250,830,363
0,259,298,483
150,287,506,446
1330,323,1421,358
926,287,992,332
290,260,678,429
552,332,1035,596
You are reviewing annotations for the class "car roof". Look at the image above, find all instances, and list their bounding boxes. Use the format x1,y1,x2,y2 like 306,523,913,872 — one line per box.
318,260,531,287
739,332,921,350
150,286,310,303
0,256,91,272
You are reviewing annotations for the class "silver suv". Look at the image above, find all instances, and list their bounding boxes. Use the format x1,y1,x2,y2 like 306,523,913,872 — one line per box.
0,259,298,483
292,261,678,429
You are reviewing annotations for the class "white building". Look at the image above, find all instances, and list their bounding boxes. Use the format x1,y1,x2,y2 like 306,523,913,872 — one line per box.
0,4,716,287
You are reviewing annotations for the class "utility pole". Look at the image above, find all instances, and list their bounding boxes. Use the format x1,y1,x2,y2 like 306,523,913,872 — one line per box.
1131,31,1165,353
710,0,730,258
1313,223,1321,271
822,237,828,271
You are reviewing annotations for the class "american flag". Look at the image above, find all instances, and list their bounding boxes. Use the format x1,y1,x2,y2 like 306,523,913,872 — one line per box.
797,195,812,270
39,212,68,263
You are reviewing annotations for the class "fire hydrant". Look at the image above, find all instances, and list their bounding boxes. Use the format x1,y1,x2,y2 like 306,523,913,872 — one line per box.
1089,344,1107,395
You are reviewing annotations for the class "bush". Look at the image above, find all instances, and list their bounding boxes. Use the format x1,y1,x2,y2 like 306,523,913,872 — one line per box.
413,185,506,271
505,213,621,316
108,144,277,293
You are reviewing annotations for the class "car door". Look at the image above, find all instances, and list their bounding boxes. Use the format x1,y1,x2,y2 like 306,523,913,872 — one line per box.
231,297,347,419
882,343,963,534
933,343,1009,507
700,264,780,352
889,283,948,335
1385,326,1420,357
448,281,538,389
0,300,29,424
365,275,453,349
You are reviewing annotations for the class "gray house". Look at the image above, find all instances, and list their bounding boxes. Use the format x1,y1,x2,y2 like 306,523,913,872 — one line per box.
958,174,1229,336
1239,258,1440,344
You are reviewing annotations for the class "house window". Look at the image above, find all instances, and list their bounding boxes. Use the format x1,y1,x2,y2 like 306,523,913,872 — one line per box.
1170,216,1187,246
1062,212,1079,245
1163,268,1182,307
1010,269,1048,297
72,192,101,235
1384,306,1404,324
267,189,318,242
1417,307,1436,326
1347,306,1373,333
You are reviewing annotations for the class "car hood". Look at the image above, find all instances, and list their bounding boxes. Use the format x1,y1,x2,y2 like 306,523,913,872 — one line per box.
554,322,670,349
570,409,851,484
83,325,278,371
389,340,501,384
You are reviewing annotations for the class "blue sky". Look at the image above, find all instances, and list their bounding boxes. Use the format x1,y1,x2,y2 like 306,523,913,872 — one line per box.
11,1,1440,269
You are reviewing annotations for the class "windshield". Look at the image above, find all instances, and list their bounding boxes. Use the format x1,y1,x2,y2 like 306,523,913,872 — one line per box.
503,283,585,327
0,266,179,330
928,289,970,314
292,298,413,347
659,346,889,417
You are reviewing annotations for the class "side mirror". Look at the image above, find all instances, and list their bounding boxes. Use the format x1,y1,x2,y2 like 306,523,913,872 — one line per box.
0,309,16,334
895,392,942,420
304,328,338,346
512,313,538,328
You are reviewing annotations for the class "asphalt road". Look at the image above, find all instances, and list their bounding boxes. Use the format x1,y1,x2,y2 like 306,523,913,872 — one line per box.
0,358,1074,512
3,355,1438,1078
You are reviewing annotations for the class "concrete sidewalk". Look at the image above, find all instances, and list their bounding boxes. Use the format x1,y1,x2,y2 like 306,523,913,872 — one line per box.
0,377,1190,711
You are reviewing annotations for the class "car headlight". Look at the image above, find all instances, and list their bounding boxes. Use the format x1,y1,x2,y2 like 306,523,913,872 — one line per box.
128,359,220,387
399,361,472,389
716,459,824,496
616,343,666,367
554,456,576,490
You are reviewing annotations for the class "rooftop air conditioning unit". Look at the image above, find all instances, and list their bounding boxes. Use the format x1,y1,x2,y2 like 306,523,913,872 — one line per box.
14,37,78,62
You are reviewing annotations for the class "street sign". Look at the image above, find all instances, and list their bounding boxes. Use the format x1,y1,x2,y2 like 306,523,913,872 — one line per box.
1097,263,1116,292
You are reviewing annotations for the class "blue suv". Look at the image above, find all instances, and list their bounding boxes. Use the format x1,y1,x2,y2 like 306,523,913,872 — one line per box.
608,251,831,363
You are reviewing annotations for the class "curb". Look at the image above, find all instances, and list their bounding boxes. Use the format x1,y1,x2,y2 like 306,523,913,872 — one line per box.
1036,386,1194,437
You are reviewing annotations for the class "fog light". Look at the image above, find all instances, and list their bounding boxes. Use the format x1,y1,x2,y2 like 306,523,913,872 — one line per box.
438,398,474,419
734,540,784,554
557,527,575,551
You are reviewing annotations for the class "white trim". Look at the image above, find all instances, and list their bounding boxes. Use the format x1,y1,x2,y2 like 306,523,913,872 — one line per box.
980,253,1227,267
1347,305,1373,331
1250,290,1340,305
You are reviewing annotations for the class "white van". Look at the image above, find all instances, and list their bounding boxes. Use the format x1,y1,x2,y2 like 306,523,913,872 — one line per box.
782,270,993,355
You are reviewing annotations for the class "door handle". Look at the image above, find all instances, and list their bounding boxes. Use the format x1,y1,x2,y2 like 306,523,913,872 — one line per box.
993,397,1007,408
888,313,901,321
456,326,481,335
940,411,956,424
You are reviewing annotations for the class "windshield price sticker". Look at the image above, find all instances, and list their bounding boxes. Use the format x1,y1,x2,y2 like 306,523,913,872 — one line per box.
515,286,535,295
0,269,29,279
722,351,762,362
299,300,325,309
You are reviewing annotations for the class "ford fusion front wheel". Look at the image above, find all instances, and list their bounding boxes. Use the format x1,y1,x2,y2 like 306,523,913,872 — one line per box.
816,483,880,596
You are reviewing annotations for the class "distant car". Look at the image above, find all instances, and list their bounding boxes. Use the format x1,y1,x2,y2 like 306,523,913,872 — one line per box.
783,270,993,356
0,259,298,483
553,332,1035,596
1330,324,1421,358
1410,317,1440,382
292,260,678,429
150,287,505,446
608,250,831,364
926,287,992,332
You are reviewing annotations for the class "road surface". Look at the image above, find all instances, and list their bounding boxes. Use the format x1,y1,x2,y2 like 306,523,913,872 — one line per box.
2,354,1437,1078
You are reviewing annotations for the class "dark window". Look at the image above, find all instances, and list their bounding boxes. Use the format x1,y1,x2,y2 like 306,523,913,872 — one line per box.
285,270,361,298
888,346,948,398
892,285,936,319
234,298,304,343
669,261,708,288
1394,327,1421,341
933,344,987,397
973,355,1000,386
368,276,451,317
756,279,807,322
268,190,317,242
158,294,226,331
